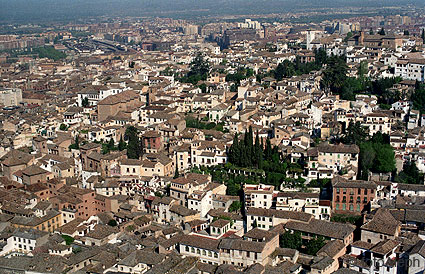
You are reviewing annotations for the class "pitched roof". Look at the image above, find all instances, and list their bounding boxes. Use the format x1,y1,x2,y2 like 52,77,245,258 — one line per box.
285,219,355,240
246,207,313,223
180,234,219,252
361,208,400,235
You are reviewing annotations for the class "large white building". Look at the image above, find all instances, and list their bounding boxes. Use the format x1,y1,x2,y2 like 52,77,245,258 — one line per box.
395,59,425,82
77,86,128,107
0,88,22,107
0,229,49,257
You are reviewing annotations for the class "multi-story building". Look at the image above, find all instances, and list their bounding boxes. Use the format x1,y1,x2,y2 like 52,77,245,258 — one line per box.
0,88,22,107
244,184,274,209
97,89,141,121
362,112,392,135
77,86,128,107
275,192,330,220
169,173,211,206
395,59,425,82
307,143,359,178
0,229,49,256
246,207,313,231
50,186,106,220
332,176,377,213
190,140,227,167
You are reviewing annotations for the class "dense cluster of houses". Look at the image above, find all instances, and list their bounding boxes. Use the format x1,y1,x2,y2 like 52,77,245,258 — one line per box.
0,13,424,274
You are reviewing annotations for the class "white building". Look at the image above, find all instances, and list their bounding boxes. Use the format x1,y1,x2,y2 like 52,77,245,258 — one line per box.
395,59,425,82
243,184,274,209
0,230,49,256
77,86,127,107
0,88,22,107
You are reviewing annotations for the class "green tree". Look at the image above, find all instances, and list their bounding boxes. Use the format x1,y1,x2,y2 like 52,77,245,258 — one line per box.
102,138,115,154
59,124,67,131
274,60,296,80
359,142,376,179
368,77,401,105
118,135,126,151
343,122,367,145
107,219,117,226
32,46,66,61
403,30,410,36
61,235,74,245
173,166,180,179
378,28,386,35
125,126,141,159
314,48,328,66
229,201,242,212
280,231,302,250
396,161,424,185
321,56,348,94
305,236,326,255
331,214,362,224
198,83,207,93
184,52,210,84
358,60,368,79
82,97,89,108
226,180,241,196
357,133,396,179
343,32,353,42
422,29,425,43
72,135,80,149
411,82,425,114
373,143,396,173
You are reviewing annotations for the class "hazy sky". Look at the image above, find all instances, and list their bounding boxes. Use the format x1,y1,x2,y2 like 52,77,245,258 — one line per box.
0,0,423,23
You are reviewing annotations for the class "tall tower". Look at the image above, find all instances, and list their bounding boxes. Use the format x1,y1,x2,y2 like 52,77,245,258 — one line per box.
306,30,316,50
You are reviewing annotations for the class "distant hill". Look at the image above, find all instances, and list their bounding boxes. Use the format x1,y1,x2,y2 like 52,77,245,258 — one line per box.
0,0,423,23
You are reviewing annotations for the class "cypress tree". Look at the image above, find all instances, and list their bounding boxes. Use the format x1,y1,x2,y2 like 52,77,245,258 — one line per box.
107,138,115,152
118,135,126,151
231,134,239,165
254,132,263,169
74,135,79,149
248,126,254,165
265,138,272,161
173,166,180,179
126,126,141,159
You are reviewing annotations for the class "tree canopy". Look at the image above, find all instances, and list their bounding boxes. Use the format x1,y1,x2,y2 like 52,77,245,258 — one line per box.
125,126,142,159
280,231,302,250
411,81,425,114
396,161,424,185
320,55,348,94
181,53,211,84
